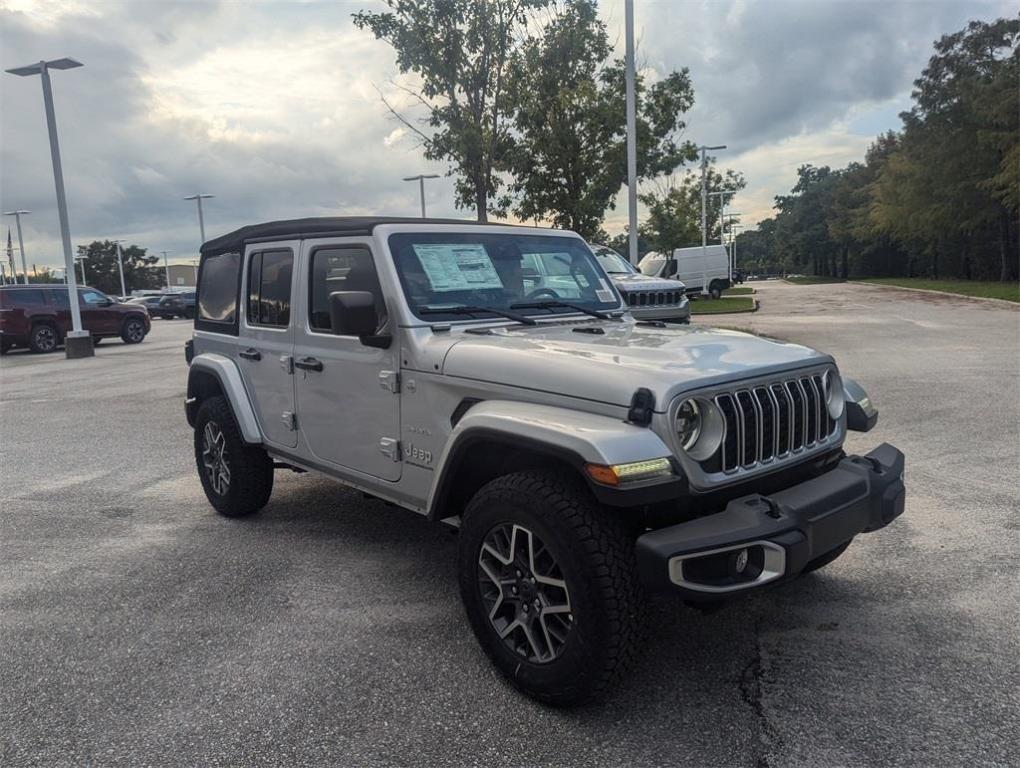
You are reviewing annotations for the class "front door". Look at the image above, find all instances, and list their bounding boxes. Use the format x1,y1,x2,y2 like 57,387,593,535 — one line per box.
293,238,401,482
237,242,298,448
79,289,121,334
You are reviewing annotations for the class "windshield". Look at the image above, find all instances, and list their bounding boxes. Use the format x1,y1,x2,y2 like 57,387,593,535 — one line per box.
592,246,636,274
388,232,620,321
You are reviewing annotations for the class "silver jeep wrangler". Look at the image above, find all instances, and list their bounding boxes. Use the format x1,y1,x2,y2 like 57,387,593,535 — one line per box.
184,217,905,705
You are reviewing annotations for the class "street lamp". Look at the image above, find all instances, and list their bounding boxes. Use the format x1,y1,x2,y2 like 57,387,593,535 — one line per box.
698,144,726,294
6,57,91,357
624,0,638,265
402,175,439,218
160,250,174,288
111,239,127,297
3,210,30,284
183,193,214,244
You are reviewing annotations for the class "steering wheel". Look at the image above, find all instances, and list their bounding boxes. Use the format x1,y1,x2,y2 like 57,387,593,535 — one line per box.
526,288,560,300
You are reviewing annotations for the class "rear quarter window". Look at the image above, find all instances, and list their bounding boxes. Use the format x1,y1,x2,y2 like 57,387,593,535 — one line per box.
0,289,46,307
196,251,241,334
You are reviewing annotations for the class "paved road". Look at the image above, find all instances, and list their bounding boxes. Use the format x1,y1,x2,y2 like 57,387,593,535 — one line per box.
2,285,1018,767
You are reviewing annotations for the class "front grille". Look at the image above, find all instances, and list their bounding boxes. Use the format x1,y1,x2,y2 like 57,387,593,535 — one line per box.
626,289,684,307
713,373,837,473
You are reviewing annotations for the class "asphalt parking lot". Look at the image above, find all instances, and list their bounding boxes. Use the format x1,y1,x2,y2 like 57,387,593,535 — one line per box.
2,284,1018,767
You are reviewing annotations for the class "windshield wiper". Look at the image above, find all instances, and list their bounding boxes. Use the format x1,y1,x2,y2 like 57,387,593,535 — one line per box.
510,300,616,321
419,304,536,326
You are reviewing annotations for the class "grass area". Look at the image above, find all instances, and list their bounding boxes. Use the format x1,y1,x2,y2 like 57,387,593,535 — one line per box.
690,296,756,314
723,286,754,296
784,276,846,285
858,277,1020,303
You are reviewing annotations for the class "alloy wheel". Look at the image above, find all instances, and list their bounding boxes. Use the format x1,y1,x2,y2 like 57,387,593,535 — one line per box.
201,421,231,496
34,327,57,352
478,523,573,664
126,320,145,342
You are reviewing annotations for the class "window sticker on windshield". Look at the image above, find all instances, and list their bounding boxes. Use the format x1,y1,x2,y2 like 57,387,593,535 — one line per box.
413,244,504,292
596,289,615,303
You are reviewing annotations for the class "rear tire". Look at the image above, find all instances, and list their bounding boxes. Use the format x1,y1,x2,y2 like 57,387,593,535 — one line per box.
458,470,644,706
709,281,723,300
802,539,853,574
28,323,59,353
194,395,274,517
121,316,146,344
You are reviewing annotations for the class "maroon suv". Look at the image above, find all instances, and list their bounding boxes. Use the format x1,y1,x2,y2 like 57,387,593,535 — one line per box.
0,284,151,354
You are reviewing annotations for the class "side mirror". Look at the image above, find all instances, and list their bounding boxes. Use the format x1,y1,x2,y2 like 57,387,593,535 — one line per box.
329,291,391,349
843,378,878,432
98,298,113,307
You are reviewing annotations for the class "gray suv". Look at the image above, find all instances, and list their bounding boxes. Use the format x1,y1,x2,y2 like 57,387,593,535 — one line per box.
184,217,905,705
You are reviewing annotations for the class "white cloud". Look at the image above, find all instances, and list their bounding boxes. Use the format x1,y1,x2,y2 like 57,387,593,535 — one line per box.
1,0,1016,268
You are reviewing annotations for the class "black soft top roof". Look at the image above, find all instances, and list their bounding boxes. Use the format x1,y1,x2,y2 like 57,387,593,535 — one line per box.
200,216,520,256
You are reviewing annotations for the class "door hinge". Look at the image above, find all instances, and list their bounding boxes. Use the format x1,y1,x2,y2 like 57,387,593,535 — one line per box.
379,437,401,462
379,370,400,394
282,411,297,431
280,355,294,374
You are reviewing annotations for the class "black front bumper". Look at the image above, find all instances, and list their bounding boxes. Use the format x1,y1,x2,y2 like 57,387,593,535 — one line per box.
636,443,905,598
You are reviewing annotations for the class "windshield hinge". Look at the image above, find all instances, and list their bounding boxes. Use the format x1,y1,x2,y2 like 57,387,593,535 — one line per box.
379,370,400,394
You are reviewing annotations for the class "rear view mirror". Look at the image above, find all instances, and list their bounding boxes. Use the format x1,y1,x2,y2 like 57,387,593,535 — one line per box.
328,291,391,349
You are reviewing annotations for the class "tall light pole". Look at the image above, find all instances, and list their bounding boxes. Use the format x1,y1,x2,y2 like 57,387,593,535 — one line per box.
724,213,743,280
5,57,91,357
699,144,726,293
3,210,30,284
112,239,127,297
624,0,638,265
402,175,439,218
184,193,214,245
160,250,174,288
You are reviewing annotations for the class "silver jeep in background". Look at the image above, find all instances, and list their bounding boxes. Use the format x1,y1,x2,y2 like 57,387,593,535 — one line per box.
590,244,690,323
184,217,905,706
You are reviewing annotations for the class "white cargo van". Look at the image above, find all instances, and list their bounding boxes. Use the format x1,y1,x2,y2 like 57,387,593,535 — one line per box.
638,245,730,298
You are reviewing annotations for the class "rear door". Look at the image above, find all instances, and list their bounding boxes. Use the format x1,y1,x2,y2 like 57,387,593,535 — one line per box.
292,238,401,481
237,242,299,449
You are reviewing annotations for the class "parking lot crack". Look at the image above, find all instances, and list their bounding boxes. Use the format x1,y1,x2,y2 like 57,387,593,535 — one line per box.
739,617,783,768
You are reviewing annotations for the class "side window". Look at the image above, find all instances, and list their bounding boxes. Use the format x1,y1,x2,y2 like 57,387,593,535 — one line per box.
80,290,106,305
308,246,384,333
197,251,240,326
48,289,70,307
247,249,293,328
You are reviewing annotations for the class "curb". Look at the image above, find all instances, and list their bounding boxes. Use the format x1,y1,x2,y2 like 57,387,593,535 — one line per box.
691,298,759,316
856,282,1019,307
785,279,1018,307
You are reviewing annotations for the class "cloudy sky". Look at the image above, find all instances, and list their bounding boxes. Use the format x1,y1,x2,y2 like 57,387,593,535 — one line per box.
0,0,1013,271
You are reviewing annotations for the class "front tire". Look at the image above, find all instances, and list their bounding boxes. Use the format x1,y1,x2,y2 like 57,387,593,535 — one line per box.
193,395,273,517
458,471,644,706
121,316,146,344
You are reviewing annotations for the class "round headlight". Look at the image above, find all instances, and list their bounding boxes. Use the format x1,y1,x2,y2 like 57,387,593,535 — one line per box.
824,370,845,419
675,397,725,461
675,398,702,451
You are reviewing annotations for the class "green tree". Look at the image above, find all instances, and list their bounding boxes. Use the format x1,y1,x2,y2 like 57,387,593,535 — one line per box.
75,240,162,295
638,165,746,256
507,0,696,240
353,0,547,221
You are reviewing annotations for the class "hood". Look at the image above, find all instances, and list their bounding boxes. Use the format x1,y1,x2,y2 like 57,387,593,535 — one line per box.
606,273,685,292
441,321,830,409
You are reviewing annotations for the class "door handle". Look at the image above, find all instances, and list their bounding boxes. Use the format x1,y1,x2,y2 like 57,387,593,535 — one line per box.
294,356,323,372
239,347,261,361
